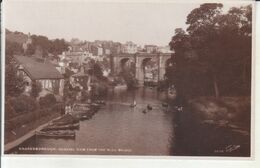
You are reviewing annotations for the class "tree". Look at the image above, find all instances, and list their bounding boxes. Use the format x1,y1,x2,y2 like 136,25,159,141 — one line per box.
25,43,35,56
168,3,252,99
5,43,25,96
49,39,69,56
185,3,223,97
93,62,104,79
39,94,57,107
5,63,25,97
31,35,51,56
6,41,23,56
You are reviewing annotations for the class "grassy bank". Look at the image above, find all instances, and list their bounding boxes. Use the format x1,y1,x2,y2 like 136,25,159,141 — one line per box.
5,111,61,144
174,96,250,156
5,94,64,144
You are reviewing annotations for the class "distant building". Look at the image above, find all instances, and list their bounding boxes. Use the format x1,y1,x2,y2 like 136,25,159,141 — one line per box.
91,45,103,56
14,55,64,96
60,46,92,66
144,45,158,53
104,48,111,55
122,41,137,54
22,33,32,53
137,45,144,52
111,43,122,54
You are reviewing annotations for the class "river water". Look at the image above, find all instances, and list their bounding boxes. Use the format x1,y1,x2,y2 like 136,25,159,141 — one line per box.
11,87,177,155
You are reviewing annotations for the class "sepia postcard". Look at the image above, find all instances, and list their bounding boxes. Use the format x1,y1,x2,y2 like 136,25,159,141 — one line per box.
1,0,257,165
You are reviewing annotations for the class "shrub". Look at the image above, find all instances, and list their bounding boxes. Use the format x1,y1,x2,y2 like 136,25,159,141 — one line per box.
51,103,64,114
39,94,57,108
9,95,37,114
5,100,17,120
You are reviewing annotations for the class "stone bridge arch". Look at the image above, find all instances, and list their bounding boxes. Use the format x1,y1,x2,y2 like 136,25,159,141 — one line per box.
112,54,136,74
111,53,173,85
135,54,157,84
120,58,135,73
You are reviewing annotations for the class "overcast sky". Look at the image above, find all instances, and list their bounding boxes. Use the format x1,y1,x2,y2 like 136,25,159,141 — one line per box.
4,0,252,46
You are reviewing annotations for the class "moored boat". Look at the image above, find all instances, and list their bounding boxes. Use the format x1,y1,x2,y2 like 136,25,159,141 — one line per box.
73,103,100,113
72,103,91,113
51,114,79,125
95,100,106,105
73,112,93,120
36,130,76,138
42,123,80,131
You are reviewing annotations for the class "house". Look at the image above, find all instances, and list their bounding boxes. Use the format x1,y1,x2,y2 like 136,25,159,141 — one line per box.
104,48,111,55
91,45,103,56
14,55,64,96
144,45,158,53
122,41,138,54
61,49,89,66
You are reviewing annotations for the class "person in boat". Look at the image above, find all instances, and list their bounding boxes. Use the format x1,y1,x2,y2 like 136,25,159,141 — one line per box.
175,106,183,112
68,105,72,114
65,105,69,114
147,104,152,110
130,100,137,107
162,102,168,107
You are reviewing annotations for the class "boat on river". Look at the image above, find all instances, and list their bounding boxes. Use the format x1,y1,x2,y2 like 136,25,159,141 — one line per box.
114,84,127,90
36,130,76,139
80,114,92,120
51,114,79,126
95,100,106,105
130,100,137,107
147,104,153,110
42,123,80,131
167,85,177,100
72,103,91,112
73,112,94,120
72,103,98,120
73,103,100,112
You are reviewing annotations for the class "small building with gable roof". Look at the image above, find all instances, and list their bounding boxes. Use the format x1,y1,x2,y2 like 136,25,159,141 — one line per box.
14,55,64,97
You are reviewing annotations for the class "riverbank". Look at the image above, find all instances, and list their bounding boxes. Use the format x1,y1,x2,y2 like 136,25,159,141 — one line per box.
174,96,250,156
4,112,61,153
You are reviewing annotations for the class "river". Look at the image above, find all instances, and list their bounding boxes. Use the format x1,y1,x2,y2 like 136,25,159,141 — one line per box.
10,87,178,155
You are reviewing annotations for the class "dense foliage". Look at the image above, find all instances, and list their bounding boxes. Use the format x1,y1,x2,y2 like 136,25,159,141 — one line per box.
39,94,57,107
5,95,38,123
26,35,68,57
167,4,252,102
5,44,25,96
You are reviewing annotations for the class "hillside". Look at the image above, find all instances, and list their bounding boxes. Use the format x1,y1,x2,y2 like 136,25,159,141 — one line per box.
6,29,28,44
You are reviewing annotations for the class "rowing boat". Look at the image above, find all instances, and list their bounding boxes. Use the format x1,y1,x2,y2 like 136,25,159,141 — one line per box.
36,130,76,138
42,123,79,131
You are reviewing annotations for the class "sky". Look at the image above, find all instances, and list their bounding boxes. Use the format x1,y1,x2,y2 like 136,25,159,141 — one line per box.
4,0,252,46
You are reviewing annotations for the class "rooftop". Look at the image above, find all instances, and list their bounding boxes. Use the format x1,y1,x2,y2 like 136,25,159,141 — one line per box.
14,55,64,80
